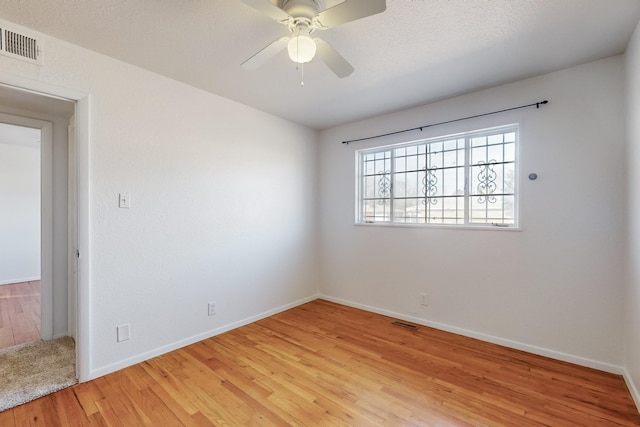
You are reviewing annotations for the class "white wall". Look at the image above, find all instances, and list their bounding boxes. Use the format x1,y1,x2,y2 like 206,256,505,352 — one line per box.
625,19,640,406
319,56,626,371
0,22,319,379
0,136,40,285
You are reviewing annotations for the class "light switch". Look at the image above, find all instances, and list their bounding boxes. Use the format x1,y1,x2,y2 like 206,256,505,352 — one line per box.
119,193,130,209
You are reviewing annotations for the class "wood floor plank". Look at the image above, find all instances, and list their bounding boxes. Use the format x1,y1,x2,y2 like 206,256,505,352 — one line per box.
51,388,92,427
0,407,14,426
0,281,41,350
2,299,639,426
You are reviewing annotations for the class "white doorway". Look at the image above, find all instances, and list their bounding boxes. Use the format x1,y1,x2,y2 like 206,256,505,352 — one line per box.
0,122,44,349
0,115,54,342
0,77,89,382
0,87,81,363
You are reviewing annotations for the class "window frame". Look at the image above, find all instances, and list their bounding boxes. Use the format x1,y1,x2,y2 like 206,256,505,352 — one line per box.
355,124,520,229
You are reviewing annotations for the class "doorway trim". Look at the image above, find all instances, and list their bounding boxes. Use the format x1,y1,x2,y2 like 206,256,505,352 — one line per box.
0,72,91,382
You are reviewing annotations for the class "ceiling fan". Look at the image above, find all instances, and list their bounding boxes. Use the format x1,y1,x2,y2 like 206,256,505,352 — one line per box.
240,0,386,78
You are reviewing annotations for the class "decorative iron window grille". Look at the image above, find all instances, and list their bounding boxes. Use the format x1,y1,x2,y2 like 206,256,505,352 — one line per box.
358,124,518,228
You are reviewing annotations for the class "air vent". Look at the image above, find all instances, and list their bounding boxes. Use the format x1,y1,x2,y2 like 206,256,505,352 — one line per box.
391,320,419,330
0,22,42,65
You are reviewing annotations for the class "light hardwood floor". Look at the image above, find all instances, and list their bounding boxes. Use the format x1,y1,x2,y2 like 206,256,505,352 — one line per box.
1,299,639,426
0,281,40,350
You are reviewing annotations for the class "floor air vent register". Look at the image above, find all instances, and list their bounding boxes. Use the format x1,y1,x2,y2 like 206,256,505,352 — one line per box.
391,320,420,331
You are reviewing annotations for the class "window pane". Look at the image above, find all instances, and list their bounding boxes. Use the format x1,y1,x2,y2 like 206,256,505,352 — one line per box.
430,141,442,153
442,167,463,196
425,197,444,223
488,133,504,145
362,199,390,222
394,173,406,198
406,154,418,172
503,195,516,223
364,197,390,222
442,139,458,151
504,163,515,194
471,136,486,147
443,196,464,224
505,132,516,143
406,171,420,198
375,159,387,174
363,176,377,199
504,142,515,162
394,154,407,173
417,152,427,170
443,149,458,167
394,199,407,222
487,144,503,163
364,158,375,175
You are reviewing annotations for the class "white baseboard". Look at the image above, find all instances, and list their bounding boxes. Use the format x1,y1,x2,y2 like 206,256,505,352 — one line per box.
87,293,629,385
0,276,40,286
319,294,624,375
623,368,640,413
88,294,319,380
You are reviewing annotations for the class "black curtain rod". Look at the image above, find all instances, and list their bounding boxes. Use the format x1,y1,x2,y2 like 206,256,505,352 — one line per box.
342,100,549,145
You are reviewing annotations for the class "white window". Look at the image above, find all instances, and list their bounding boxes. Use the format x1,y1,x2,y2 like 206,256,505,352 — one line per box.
357,124,518,228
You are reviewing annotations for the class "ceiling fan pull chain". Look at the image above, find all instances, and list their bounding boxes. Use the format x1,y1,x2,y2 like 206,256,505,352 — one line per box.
293,58,304,86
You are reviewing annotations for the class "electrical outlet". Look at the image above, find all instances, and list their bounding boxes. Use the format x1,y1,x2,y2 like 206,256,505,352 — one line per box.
117,324,130,342
420,292,429,307
208,301,216,316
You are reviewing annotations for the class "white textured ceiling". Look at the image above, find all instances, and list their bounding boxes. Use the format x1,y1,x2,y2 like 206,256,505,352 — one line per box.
0,0,639,130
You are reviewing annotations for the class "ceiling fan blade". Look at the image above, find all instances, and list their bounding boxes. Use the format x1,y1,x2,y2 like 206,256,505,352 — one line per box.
314,38,354,78
314,0,386,29
240,0,291,22
241,36,290,70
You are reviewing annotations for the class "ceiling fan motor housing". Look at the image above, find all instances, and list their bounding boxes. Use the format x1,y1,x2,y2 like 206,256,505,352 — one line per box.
282,0,320,20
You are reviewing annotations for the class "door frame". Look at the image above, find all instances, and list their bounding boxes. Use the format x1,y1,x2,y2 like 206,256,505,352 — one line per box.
0,73,91,382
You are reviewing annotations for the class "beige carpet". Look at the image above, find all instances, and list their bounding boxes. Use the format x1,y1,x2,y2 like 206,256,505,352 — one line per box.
0,336,77,412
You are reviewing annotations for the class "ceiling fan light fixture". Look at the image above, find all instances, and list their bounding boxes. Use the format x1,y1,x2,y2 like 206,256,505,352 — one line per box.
241,0,387,77
287,26,316,63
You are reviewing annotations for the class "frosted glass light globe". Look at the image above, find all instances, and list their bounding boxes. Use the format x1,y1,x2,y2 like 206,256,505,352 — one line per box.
288,33,316,63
